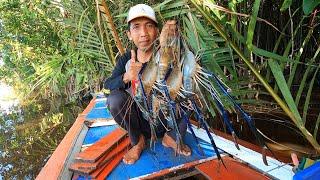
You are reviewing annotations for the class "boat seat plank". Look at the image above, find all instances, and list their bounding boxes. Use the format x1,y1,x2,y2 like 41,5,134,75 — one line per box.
75,128,127,163
69,137,130,174
90,150,126,180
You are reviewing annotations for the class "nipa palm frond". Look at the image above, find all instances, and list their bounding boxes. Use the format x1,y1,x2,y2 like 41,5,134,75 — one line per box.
64,0,115,73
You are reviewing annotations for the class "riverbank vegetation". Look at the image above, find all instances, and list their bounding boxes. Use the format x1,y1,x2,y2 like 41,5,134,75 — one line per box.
0,0,319,178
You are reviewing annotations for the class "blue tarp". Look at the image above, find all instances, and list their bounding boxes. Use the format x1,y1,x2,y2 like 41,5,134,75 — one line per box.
77,96,217,179
293,161,320,180
82,125,117,145
85,107,112,120
77,131,216,180
85,98,112,120
107,132,215,179
93,99,107,108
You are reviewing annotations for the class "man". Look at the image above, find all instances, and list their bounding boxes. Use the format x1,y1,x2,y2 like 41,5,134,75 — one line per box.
104,4,191,165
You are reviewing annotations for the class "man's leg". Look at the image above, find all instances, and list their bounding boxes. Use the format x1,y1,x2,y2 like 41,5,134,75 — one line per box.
107,89,151,164
162,118,191,156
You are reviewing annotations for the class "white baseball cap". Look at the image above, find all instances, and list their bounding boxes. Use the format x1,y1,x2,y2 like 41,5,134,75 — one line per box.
127,4,158,24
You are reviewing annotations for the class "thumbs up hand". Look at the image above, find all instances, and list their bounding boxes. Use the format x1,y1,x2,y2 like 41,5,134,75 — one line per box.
123,50,142,83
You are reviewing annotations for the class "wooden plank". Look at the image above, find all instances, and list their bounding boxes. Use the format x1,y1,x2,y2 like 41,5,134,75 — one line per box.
90,150,126,180
69,137,130,174
36,97,96,180
75,128,127,163
195,156,271,180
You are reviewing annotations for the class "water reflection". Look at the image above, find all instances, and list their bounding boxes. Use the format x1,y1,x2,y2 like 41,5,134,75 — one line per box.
0,83,83,179
0,83,19,113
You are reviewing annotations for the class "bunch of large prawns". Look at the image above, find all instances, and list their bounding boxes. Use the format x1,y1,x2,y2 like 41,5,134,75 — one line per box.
134,20,271,165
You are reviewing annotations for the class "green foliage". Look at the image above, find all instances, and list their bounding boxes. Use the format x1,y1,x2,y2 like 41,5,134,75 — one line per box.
1,1,320,178
281,0,320,14
190,0,320,150
246,0,261,50
303,0,320,15
0,1,116,177
268,59,302,123
280,0,293,11
0,0,115,102
0,0,59,87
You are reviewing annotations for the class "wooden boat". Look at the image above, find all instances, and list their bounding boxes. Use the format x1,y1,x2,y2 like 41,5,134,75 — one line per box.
36,94,295,180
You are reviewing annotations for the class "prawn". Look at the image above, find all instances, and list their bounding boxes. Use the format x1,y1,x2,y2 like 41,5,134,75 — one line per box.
134,20,270,165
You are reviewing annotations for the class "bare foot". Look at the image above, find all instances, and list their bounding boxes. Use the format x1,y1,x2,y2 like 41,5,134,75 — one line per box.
162,133,191,156
123,135,145,164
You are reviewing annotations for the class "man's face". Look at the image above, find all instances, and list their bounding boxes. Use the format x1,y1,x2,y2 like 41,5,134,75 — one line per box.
127,17,158,52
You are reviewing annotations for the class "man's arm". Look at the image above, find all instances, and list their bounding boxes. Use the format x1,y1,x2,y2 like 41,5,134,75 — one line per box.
104,51,131,90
